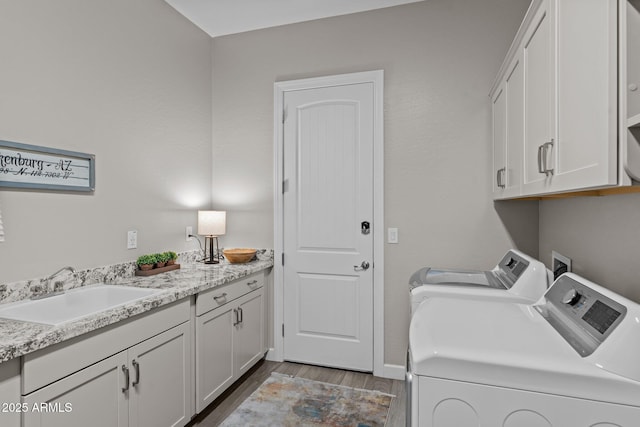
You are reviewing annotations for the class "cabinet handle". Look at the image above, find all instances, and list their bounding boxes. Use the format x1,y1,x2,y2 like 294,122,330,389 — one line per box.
132,360,140,387
233,308,240,326
541,140,554,176
496,167,506,189
213,292,227,302
537,144,544,174
238,307,243,324
247,280,258,287
122,365,130,393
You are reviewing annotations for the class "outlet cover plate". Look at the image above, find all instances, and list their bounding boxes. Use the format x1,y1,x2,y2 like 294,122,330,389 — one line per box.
552,251,572,280
127,230,138,249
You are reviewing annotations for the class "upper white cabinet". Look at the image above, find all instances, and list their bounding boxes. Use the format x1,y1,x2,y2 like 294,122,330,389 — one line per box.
491,0,620,199
492,51,524,199
623,0,640,179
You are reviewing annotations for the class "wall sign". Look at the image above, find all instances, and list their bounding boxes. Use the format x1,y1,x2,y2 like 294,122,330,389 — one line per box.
0,140,95,192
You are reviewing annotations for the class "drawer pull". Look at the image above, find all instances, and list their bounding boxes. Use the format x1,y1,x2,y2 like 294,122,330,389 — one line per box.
122,365,130,393
247,280,258,287
213,293,228,302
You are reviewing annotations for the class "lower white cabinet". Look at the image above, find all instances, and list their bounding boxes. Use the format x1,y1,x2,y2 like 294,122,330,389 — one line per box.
195,273,265,412
23,351,129,427
0,359,22,427
127,322,192,427
21,299,193,427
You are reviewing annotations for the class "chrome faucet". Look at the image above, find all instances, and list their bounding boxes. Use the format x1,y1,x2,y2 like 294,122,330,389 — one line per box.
33,266,76,299
47,266,76,282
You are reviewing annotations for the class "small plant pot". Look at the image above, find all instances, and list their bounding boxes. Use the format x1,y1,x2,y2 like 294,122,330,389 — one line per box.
167,260,175,266
155,261,167,268
139,264,154,271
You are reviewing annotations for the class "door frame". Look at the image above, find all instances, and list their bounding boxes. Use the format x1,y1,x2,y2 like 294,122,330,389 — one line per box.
271,70,385,377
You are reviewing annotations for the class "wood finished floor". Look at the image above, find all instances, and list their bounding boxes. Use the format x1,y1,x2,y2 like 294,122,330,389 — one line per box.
187,360,406,427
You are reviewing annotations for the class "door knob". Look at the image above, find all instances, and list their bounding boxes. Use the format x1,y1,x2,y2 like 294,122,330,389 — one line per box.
354,261,370,271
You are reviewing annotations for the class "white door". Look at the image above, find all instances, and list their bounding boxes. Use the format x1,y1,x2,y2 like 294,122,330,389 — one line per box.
283,82,374,371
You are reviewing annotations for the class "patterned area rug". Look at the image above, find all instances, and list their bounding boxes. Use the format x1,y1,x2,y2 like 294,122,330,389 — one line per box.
220,373,395,427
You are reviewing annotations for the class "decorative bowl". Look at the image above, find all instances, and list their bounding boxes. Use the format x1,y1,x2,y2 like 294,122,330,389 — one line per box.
223,248,257,264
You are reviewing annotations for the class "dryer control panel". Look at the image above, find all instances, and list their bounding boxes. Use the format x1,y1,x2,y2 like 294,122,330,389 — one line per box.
536,275,627,357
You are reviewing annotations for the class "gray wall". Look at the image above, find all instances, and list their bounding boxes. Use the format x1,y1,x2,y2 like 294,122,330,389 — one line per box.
0,0,213,283
210,0,538,365
539,193,640,303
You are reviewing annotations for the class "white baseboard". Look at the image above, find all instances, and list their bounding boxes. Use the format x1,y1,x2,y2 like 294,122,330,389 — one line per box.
266,348,405,381
379,363,406,380
265,348,282,362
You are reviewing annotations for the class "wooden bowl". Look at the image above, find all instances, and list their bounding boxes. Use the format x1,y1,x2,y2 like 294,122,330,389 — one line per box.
223,248,257,264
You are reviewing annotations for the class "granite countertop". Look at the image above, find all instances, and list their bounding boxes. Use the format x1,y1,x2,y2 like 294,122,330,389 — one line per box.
0,258,273,363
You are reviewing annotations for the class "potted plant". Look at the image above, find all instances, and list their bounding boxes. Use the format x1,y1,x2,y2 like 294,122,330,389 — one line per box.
165,251,178,265
155,252,169,268
137,254,156,271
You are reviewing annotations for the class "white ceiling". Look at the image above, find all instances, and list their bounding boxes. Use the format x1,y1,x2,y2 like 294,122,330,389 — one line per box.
165,0,424,37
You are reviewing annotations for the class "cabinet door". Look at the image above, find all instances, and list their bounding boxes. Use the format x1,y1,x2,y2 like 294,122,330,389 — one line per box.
522,0,556,194
128,322,192,427
0,359,20,427
492,84,507,198
504,54,524,197
234,288,265,377
23,351,128,427
195,303,234,412
552,0,617,192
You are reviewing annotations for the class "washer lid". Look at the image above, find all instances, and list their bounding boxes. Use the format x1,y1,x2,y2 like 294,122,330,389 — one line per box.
408,268,496,290
409,297,640,406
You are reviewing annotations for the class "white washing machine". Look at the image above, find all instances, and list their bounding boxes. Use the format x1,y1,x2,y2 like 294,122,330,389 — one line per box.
409,249,551,314
407,273,640,426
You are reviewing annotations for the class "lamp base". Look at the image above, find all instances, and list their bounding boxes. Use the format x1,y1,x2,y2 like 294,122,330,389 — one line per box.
204,235,220,264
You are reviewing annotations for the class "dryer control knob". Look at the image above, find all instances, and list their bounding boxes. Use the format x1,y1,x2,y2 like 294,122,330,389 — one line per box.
562,289,581,306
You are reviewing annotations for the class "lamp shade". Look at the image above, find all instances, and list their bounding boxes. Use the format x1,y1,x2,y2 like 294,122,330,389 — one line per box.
198,211,226,236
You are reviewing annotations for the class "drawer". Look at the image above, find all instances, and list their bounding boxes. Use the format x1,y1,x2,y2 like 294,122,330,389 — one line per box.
196,272,263,316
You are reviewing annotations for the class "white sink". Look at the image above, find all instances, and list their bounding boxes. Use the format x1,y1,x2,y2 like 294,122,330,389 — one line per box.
0,285,164,326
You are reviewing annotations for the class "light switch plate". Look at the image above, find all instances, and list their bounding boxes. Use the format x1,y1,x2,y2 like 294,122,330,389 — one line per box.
127,230,137,249
388,227,398,244
186,226,193,241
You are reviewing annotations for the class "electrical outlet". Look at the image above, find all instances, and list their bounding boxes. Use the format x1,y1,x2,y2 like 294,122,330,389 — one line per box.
552,251,572,280
186,226,193,241
127,230,137,249
388,227,398,244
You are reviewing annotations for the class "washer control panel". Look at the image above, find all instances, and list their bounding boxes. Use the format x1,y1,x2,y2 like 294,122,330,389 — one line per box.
536,275,627,357
495,250,530,289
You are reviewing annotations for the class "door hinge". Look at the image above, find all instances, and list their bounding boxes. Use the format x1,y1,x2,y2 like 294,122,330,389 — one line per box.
281,253,285,266
282,323,284,337
282,179,289,194
282,107,288,123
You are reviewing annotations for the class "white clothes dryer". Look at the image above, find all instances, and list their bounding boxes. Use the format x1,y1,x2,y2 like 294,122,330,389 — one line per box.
409,249,551,315
407,273,640,426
